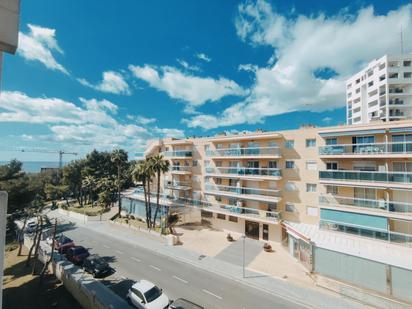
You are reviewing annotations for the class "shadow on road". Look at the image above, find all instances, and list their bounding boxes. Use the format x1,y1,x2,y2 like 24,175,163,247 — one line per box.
101,278,135,299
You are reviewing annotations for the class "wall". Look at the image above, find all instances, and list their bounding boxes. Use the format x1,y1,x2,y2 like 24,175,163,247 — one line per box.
0,191,7,309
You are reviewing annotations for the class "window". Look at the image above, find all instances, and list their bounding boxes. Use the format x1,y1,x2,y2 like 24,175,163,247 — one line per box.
204,160,210,167
306,161,317,171
285,203,296,213
215,161,222,167
326,185,338,195
286,161,295,169
215,178,222,185
268,203,277,211
285,182,297,191
215,196,222,202
306,206,318,216
404,60,411,67
306,184,317,192
217,213,226,220
268,161,277,168
306,139,316,147
229,216,238,222
285,140,294,149
326,138,337,145
204,144,210,151
201,210,213,218
192,160,198,167
368,81,373,87
355,88,360,93
404,72,412,78
326,162,338,170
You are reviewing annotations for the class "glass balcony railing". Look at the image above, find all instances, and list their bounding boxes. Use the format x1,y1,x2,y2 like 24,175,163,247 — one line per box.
162,150,192,157
319,194,412,214
205,183,281,199
164,181,191,190
319,142,412,156
205,166,281,177
319,170,412,184
206,147,281,157
171,165,191,172
130,188,280,222
320,220,412,247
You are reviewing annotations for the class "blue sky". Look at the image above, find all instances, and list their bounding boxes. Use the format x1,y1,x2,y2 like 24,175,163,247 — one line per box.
1,0,412,161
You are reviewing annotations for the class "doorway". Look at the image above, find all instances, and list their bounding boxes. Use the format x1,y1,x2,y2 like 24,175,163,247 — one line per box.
262,224,269,240
245,221,260,239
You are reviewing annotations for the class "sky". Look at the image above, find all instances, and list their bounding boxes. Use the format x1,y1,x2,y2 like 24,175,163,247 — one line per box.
1,0,412,162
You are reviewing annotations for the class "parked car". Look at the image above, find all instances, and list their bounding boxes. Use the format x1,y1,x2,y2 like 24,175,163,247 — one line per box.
47,235,75,254
83,255,112,278
127,280,170,309
66,246,90,265
25,221,37,234
169,298,204,309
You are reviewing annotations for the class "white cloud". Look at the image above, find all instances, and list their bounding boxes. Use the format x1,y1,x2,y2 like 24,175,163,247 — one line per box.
78,71,131,95
238,63,258,72
129,64,247,110
0,91,184,152
185,1,412,129
17,24,68,74
322,116,332,124
177,59,201,72
127,115,157,125
196,53,212,62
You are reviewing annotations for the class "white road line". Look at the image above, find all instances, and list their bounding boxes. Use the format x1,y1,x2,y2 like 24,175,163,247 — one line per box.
172,275,188,284
130,257,141,262
202,289,222,300
115,250,124,255
149,265,161,271
103,245,110,249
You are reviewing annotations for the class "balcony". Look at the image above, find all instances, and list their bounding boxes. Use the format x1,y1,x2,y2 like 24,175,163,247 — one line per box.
319,194,412,216
319,170,412,188
319,142,412,157
205,166,282,180
205,183,281,203
170,165,191,174
206,146,281,159
164,181,192,191
162,150,192,158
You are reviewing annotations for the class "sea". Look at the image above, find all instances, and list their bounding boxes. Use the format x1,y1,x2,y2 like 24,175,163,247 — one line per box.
0,161,65,173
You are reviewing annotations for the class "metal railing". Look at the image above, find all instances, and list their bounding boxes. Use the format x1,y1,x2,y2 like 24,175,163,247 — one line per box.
162,150,192,157
206,146,280,157
171,165,192,172
319,170,412,184
319,141,412,156
205,166,281,177
319,219,412,247
319,194,412,214
164,181,192,190
129,188,280,222
205,183,281,199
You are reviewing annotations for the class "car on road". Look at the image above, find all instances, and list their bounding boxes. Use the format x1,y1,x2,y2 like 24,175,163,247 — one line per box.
169,298,204,309
25,221,37,234
127,280,170,309
66,246,90,265
83,255,112,278
47,235,75,254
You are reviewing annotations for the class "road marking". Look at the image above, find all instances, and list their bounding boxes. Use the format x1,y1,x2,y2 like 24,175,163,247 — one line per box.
115,250,124,255
149,265,161,271
202,289,222,300
130,257,141,262
103,245,110,249
172,275,188,284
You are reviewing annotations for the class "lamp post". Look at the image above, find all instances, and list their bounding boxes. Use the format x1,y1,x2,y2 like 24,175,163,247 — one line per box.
242,234,246,278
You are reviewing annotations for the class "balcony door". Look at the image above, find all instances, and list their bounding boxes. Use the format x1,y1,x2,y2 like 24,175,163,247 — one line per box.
392,134,412,153
354,187,376,207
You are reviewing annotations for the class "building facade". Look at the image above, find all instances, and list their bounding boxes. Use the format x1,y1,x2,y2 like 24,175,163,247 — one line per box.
346,54,412,125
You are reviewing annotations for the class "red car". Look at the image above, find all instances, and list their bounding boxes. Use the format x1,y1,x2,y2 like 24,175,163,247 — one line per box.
66,246,90,265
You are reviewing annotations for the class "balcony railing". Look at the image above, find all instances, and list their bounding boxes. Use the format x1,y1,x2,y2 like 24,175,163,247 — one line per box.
320,220,412,247
319,170,412,184
162,150,192,158
319,194,412,214
171,165,191,172
129,188,280,222
205,166,281,177
205,183,281,199
164,181,191,190
206,146,280,157
319,142,412,156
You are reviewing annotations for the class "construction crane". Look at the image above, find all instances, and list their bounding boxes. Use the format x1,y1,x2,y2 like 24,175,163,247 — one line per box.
0,148,78,169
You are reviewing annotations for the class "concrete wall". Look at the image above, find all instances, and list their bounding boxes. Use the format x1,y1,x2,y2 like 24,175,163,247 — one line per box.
0,0,20,54
0,191,7,309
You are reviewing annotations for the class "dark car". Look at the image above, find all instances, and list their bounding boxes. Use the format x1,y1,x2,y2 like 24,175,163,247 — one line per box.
50,235,75,254
169,298,204,309
83,255,112,278
66,246,90,265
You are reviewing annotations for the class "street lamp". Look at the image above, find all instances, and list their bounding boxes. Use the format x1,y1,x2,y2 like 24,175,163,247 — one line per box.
242,234,246,278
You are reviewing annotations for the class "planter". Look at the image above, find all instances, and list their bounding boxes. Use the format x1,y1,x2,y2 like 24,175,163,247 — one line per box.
226,233,234,242
263,242,273,252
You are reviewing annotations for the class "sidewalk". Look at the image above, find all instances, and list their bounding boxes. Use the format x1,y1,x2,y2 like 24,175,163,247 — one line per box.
48,211,368,309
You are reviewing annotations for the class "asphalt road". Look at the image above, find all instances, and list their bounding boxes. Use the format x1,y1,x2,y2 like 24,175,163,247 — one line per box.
61,224,308,309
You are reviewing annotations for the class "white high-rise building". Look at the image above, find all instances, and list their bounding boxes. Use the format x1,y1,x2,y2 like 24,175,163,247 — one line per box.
346,54,412,125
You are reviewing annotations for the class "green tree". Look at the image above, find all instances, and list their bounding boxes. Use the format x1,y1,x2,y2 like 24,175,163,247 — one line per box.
111,149,128,216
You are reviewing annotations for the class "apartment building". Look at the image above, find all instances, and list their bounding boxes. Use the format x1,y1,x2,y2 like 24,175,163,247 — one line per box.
346,54,412,125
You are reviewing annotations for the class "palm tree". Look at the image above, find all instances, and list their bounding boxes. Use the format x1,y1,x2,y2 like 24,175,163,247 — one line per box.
131,161,151,228
150,155,170,228
144,159,155,228
82,175,96,205
111,149,127,217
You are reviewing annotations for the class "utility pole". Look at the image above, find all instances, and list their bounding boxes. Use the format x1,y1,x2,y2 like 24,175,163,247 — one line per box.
400,25,404,54
242,234,246,278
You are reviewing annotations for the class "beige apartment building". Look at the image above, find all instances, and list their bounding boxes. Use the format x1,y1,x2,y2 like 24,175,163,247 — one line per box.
125,120,412,256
